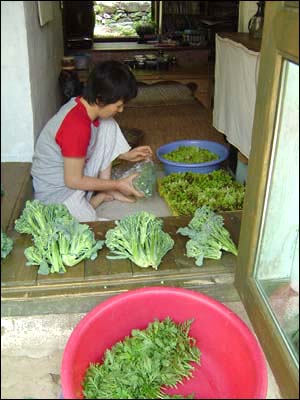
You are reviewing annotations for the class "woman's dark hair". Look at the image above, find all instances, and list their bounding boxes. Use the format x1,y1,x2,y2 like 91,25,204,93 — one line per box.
83,60,138,105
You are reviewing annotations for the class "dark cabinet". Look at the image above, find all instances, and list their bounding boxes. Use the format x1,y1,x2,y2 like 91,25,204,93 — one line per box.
62,1,95,50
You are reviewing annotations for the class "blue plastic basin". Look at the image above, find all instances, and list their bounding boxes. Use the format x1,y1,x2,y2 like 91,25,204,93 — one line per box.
156,140,229,175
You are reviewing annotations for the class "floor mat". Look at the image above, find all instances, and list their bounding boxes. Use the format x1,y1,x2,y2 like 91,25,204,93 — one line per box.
128,83,198,107
117,102,226,157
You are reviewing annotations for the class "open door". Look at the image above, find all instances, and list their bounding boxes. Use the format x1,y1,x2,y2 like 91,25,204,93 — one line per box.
235,2,299,398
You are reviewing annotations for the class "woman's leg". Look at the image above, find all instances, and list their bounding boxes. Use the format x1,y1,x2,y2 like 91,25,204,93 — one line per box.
97,162,136,204
63,190,98,222
87,120,135,203
86,118,132,204
84,118,130,181
64,119,132,220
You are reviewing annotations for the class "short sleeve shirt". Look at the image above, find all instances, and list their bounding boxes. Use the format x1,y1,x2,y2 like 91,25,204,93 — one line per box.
55,97,99,157
31,97,100,203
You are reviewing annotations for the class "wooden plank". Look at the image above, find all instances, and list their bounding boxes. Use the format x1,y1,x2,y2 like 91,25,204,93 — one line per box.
221,253,237,268
37,261,85,285
165,215,202,274
1,213,242,300
1,232,37,286
85,246,133,281
220,210,242,245
85,221,133,281
1,280,239,317
1,162,32,232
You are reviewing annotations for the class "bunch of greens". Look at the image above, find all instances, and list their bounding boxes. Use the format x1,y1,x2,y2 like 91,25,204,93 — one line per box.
105,211,174,269
15,200,104,275
158,169,245,216
82,317,200,399
133,160,156,198
1,229,13,259
177,206,238,266
163,146,218,164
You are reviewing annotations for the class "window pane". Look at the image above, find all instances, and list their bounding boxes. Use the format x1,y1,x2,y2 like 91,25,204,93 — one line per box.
254,60,299,362
94,1,152,39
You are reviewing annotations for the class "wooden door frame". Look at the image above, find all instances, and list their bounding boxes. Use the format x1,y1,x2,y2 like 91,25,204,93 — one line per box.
234,1,299,398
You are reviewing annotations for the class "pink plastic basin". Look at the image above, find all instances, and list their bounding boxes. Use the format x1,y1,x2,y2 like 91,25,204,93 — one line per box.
61,287,268,399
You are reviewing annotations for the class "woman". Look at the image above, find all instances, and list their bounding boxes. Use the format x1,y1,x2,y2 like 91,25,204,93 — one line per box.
31,60,153,222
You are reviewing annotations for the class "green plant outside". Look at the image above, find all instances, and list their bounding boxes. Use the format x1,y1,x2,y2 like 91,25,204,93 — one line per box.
93,1,153,39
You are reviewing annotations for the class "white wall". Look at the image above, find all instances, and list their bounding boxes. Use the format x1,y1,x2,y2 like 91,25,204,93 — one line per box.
1,1,64,162
1,1,34,161
24,1,64,144
238,1,259,33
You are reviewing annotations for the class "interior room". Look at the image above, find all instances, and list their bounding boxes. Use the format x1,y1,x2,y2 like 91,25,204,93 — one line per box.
1,1,299,399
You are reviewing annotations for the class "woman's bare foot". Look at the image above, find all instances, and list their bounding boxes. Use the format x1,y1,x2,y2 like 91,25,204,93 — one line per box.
90,192,113,209
107,190,136,203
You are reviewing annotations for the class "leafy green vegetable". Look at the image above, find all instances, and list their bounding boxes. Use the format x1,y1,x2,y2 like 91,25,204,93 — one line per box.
82,317,201,399
163,146,218,163
177,206,238,266
158,169,245,216
15,200,104,274
54,218,103,266
105,211,174,269
1,229,13,259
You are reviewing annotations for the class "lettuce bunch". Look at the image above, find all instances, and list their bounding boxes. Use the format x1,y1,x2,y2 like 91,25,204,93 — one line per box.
158,169,245,216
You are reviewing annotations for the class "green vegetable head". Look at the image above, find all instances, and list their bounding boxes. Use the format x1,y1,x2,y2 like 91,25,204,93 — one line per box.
105,211,174,269
14,200,104,274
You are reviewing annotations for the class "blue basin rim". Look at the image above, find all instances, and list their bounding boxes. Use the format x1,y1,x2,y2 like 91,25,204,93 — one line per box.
156,140,229,167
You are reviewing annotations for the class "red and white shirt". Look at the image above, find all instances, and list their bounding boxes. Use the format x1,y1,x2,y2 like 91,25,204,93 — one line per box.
31,97,130,204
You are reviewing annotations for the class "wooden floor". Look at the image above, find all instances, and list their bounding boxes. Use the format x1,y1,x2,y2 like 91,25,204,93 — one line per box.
1,84,239,317
1,162,32,232
1,212,242,316
116,98,226,159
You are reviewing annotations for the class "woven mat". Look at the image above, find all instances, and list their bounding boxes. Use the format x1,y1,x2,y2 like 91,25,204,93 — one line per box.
127,83,198,107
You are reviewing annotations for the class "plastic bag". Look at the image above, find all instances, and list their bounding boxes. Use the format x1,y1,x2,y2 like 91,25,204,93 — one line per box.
133,160,156,197
113,159,156,198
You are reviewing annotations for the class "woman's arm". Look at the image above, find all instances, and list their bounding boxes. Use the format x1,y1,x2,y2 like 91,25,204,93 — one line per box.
63,157,144,198
119,145,153,162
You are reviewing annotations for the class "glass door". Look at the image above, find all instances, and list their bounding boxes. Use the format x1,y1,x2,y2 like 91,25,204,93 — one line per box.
254,59,299,362
235,2,299,398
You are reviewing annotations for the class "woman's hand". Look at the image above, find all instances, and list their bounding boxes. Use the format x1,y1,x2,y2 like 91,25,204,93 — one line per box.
120,146,153,162
116,173,144,200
